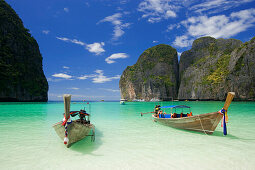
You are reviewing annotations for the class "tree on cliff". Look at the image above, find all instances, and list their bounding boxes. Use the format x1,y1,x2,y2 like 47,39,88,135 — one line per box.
0,0,48,101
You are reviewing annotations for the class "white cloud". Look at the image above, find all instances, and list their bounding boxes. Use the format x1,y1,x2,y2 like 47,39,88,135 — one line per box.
98,13,131,40
77,70,120,83
173,8,255,47
173,35,193,48
64,8,69,12
152,40,159,43
86,42,105,55
137,0,254,23
191,0,253,14
138,0,177,23
56,37,105,55
77,75,89,80
92,70,120,83
47,78,62,82
77,75,95,80
167,24,176,31
56,37,69,41
165,10,176,18
120,0,129,4
52,73,72,79
167,24,180,31
56,37,86,46
105,53,129,64
63,66,70,69
68,87,80,90
100,88,120,92
42,30,50,35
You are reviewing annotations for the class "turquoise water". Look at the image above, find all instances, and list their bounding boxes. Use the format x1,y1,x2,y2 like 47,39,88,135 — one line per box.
0,101,255,170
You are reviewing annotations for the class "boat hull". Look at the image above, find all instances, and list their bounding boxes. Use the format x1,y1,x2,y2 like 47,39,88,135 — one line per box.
152,112,222,134
53,120,94,147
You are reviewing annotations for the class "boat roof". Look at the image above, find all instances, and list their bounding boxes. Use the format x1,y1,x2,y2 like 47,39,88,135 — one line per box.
160,105,190,109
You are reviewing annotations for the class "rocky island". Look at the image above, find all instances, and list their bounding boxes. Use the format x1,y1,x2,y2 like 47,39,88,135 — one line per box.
0,0,48,102
120,36,255,101
119,44,179,101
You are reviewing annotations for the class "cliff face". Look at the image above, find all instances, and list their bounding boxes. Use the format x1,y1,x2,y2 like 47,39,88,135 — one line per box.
119,44,178,101
0,0,48,101
226,37,255,100
120,36,255,101
178,36,255,100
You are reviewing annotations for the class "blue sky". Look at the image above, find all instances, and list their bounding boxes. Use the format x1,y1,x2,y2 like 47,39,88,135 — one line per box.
6,0,255,101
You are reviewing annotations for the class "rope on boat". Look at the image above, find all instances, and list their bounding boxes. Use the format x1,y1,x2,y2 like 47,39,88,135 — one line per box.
198,115,208,135
62,115,72,144
218,108,227,135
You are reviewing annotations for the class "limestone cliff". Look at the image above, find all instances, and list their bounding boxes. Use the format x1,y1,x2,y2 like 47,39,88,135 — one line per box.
226,37,255,100
178,36,255,100
0,0,48,101
119,44,178,101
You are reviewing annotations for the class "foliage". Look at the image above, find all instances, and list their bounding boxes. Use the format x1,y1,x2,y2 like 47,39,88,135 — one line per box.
234,54,245,72
202,54,231,85
0,0,48,100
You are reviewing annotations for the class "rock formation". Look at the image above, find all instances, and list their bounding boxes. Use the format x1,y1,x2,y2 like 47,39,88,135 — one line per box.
0,0,48,102
178,36,255,100
120,36,255,101
119,44,179,101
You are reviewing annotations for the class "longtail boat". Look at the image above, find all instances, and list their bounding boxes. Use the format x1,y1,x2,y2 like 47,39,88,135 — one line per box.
53,94,95,148
120,99,126,105
143,92,235,135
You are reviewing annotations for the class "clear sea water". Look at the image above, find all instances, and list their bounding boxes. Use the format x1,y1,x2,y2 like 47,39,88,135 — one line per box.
0,101,255,170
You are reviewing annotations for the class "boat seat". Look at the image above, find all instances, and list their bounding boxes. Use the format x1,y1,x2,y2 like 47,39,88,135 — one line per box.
159,114,171,118
164,114,171,118
159,114,165,118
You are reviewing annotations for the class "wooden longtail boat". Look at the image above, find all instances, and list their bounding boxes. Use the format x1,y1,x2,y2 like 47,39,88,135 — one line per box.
53,94,95,148
152,92,235,135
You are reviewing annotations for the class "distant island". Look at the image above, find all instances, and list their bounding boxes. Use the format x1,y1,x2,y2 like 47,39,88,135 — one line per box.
120,36,255,101
0,0,48,102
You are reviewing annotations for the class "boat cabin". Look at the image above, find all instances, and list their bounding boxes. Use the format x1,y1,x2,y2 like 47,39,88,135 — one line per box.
156,105,193,118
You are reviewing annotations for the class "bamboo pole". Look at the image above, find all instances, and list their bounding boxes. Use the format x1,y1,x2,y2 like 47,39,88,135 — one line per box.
63,94,71,118
223,92,235,111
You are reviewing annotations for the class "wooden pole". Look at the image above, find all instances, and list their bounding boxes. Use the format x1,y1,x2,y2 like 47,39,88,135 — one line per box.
223,92,235,111
63,94,71,118
141,111,154,116
222,92,235,136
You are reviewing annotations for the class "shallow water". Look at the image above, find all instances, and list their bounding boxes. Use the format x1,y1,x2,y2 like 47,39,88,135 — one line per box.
0,101,255,170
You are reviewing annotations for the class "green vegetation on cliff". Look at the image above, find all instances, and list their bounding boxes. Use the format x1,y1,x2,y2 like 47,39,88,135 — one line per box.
119,44,178,101
120,36,254,101
0,0,48,101
202,54,231,85
178,36,255,100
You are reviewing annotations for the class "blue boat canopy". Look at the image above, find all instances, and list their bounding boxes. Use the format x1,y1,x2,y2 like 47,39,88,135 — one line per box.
160,105,176,108
160,105,190,109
